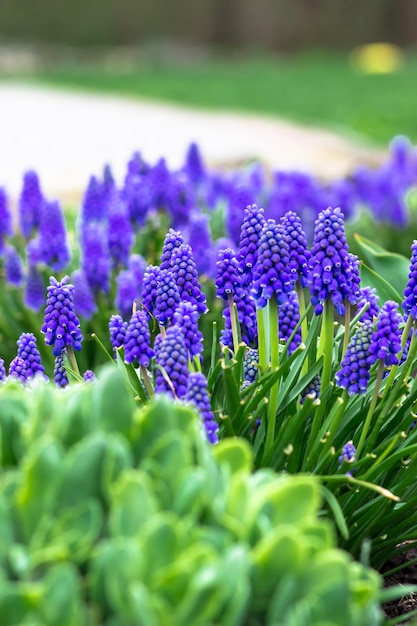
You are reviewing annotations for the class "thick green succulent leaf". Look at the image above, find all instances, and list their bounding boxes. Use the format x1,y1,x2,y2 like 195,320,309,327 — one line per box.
0,387,27,466
212,438,253,474
109,471,159,537
92,366,136,436
14,437,63,542
40,564,86,626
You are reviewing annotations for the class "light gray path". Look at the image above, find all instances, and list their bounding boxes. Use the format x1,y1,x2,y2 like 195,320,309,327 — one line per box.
0,82,386,203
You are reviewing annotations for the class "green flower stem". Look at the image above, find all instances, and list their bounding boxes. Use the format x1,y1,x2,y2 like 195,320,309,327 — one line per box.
140,364,154,400
342,302,351,357
296,283,309,375
307,300,334,458
228,293,240,354
318,300,335,393
380,321,417,419
66,345,80,377
256,306,268,372
356,361,385,458
319,474,400,502
310,391,348,473
263,297,280,462
381,314,414,401
361,432,406,482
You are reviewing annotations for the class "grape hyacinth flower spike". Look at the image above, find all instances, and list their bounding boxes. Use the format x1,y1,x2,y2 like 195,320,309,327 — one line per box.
124,307,154,398
185,372,218,444
357,301,402,456
154,269,181,329
54,352,69,388
155,325,189,399
216,247,243,353
335,320,374,396
170,243,208,315
237,203,266,289
308,207,360,395
41,276,83,374
16,332,45,381
0,358,6,382
250,218,293,461
173,301,204,361
109,314,128,359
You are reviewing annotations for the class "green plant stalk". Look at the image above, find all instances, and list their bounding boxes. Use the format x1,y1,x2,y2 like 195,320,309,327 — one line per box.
228,293,240,354
361,432,406,482
140,365,154,400
356,361,385,458
319,474,400,502
310,392,348,473
378,321,417,423
381,314,414,401
318,300,335,392
263,297,280,463
307,300,334,458
296,283,309,374
66,345,80,376
342,302,351,357
256,306,268,372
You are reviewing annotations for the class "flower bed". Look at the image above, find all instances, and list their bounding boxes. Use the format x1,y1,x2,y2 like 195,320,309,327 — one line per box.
1,139,417,622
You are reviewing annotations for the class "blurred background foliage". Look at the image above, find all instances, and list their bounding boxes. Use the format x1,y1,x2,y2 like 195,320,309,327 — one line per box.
1,0,417,51
1,1,417,146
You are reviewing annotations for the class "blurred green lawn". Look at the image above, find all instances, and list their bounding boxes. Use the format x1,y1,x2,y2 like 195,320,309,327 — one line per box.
32,52,417,145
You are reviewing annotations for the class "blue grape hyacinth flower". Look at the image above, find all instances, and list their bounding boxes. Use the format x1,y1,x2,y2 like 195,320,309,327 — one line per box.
280,210,311,288
185,372,219,444
173,301,204,360
155,325,189,399
109,314,128,358
237,203,266,288
335,320,374,395
251,219,293,309
308,207,359,316
124,309,154,367
171,243,208,315
368,300,402,367
41,276,83,357
16,332,45,380
154,269,180,327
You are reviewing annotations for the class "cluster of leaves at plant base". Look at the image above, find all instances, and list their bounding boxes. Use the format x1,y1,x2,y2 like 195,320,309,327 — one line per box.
208,233,417,570
0,366,386,626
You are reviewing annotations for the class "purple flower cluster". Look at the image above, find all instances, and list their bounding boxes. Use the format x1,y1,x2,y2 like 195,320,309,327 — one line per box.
335,321,374,395
368,301,402,367
185,372,218,444
403,240,417,321
280,211,311,287
216,248,243,301
338,441,356,467
243,348,259,384
171,243,208,314
278,291,302,354
251,219,293,308
54,352,69,388
41,276,83,357
124,309,154,367
238,204,266,288
155,325,189,398
308,207,360,315
18,170,44,238
300,374,321,404
28,200,71,271
109,314,128,358
16,332,45,380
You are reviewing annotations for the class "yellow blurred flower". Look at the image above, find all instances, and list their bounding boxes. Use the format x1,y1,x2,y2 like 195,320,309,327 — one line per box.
350,43,404,74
